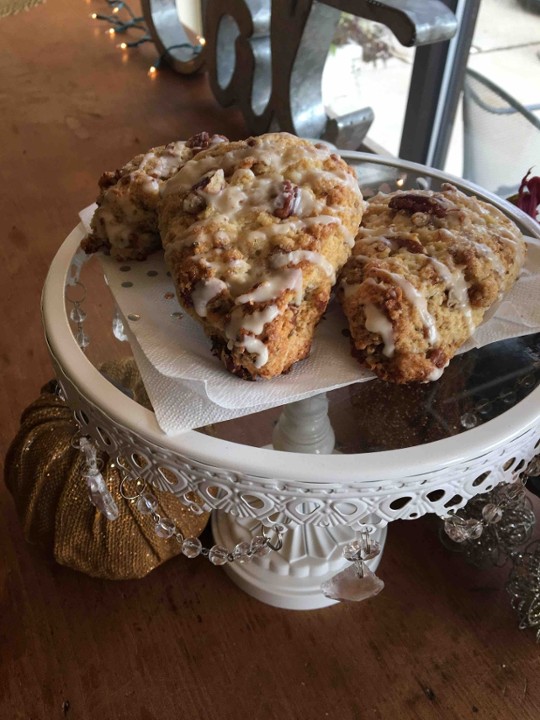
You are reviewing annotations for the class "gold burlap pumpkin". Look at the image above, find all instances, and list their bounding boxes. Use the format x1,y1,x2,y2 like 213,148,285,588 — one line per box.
4,358,210,580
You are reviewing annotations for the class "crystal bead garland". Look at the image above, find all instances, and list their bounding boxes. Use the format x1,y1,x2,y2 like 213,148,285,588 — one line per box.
208,545,229,566
136,491,158,515
66,281,90,352
441,476,535,565
439,467,540,639
321,529,384,602
116,466,286,567
76,436,119,521
182,537,202,558
232,541,251,563
155,518,176,539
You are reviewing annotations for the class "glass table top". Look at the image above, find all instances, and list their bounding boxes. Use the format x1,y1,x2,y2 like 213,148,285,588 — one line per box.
66,153,540,455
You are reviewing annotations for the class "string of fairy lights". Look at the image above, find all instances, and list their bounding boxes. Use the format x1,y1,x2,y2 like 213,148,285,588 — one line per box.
89,0,205,76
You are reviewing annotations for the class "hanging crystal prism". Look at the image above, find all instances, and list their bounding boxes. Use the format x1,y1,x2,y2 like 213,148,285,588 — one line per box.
321,561,385,602
321,529,384,603
70,305,87,323
76,329,90,350
112,309,128,342
79,437,119,521
343,535,381,562
84,468,120,521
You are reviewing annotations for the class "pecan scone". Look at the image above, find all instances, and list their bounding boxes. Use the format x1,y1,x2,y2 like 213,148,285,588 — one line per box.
82,132,227,261
159,132,364,379
338,184,526,383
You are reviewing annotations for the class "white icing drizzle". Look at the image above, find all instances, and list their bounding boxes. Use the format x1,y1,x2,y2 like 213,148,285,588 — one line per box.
226,305,280,342
457,191,523,259
139,143,188,178
296,187,318,215
235,268,303,306
364,303,395,357
165,154,222,194
214,230,230,244
498,225,525,261
473,241,506,275
196,256,250,278
379,269,438,344
230,167,256,185
192,277,227,317
240,336,269,369
341,279,396,357
361,222,511,282
223,302,281,370
209,135,227,147
204,184,247,215
305,214,340,227
140,175,160,195
97,204,148,248
426,363,448,382
356,231,474,331
340,226,355,248
303,165,359,194
427,257,474,333
436,228,506,276
246,215,341,246
271,250,335,281
357,227,391,239
246,220,302,244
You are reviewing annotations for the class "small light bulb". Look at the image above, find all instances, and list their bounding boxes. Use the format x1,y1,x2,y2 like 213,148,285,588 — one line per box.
117,42,128,49
112,5,120,12
148,65,157,76
107,27,115,35
198,36,206,46
396,177,405,187
90,12,97,19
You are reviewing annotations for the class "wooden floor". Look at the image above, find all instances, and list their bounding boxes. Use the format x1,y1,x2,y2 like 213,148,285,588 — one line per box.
1,1,540,718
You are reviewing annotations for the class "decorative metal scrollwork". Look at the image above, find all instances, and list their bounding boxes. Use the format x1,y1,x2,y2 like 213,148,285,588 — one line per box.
142,0,457,147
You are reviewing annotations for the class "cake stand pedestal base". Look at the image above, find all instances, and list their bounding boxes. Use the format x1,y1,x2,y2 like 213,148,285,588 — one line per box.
212,512,387,610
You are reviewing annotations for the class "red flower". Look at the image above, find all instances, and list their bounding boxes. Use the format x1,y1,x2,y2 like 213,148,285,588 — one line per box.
509,169,540,222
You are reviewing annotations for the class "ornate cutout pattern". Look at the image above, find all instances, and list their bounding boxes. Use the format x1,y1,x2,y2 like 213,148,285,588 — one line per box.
53,356,540,531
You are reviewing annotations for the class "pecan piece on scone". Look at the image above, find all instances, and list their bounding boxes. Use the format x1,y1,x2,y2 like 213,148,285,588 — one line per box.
389,193,449,218
274,180,299,219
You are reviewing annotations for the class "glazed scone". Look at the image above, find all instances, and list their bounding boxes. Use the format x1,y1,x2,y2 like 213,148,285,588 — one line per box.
338,184,526,383
159,132,364,379
82,132,228,260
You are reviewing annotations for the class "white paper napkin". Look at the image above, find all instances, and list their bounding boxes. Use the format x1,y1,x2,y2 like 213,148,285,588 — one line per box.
79,206,540,434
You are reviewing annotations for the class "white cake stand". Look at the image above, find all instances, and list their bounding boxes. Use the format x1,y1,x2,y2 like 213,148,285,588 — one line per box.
42,153,540,609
